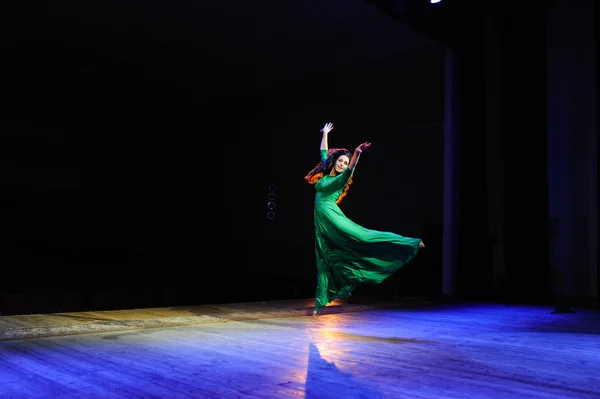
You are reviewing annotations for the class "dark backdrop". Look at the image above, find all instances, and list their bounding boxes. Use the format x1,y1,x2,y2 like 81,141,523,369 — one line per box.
0,21,445,314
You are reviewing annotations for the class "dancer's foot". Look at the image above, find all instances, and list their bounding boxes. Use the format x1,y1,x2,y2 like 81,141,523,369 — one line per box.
312,310,319,317
419,240,425,248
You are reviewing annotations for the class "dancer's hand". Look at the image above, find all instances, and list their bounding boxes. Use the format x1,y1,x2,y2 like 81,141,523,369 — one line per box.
320,122,334,135
355,142,371,153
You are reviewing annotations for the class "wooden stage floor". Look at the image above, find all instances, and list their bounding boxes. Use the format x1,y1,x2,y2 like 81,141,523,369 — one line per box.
0,297,599,398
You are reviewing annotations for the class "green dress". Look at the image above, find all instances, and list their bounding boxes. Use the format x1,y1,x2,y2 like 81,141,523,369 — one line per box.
313,149,422,311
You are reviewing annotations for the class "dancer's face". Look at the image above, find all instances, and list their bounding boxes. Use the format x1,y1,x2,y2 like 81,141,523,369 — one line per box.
332,155,350,174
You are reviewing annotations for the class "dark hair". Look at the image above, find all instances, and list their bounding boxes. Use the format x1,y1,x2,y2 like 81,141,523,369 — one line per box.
304,148,353,204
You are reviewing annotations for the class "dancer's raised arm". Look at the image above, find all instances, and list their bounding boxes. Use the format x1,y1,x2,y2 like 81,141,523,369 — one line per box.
348,142,371,170
319,122,334,153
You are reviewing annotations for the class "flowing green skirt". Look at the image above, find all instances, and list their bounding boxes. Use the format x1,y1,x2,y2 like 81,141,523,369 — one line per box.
313,202,421,311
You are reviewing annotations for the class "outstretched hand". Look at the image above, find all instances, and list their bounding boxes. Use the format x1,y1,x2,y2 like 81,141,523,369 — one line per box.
320,122,334,135
355,142,371,153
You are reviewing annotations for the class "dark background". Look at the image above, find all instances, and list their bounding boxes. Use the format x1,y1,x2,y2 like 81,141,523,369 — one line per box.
1,0,597,314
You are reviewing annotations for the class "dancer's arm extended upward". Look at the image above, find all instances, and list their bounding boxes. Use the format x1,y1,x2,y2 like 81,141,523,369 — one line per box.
320,122,333,153
349,142,371,171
